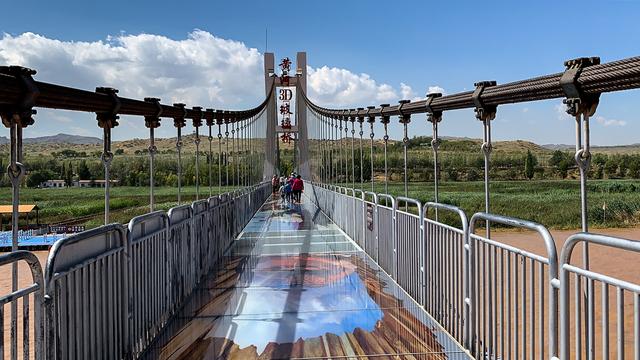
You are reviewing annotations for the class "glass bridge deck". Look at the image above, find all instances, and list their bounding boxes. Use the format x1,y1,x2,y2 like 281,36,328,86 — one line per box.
143,195,472,359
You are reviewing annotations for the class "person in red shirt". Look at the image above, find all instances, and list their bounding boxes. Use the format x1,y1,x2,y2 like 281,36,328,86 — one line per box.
292,175,304,203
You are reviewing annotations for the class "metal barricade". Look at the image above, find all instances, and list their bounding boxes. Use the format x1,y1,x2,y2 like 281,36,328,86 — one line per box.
559,233,640,360
207,196,225,265
353,189,365,248
394,197,424,305
422,201,468,347
0,251,44,360
468,212,559,360
344,188,356,240
44,224,129,360
127,211,170,357
376,194,396,278
167,205,194,310
191,199,209,277
363,191,378,262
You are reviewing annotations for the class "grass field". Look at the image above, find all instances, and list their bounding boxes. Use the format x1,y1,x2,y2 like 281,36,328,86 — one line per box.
1,179,639,230
0,185,242,229
341,179,640,230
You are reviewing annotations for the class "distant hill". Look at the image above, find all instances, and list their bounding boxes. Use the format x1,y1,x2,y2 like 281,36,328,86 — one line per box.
542,143,640,154
0,133,102,145
2,132,640,157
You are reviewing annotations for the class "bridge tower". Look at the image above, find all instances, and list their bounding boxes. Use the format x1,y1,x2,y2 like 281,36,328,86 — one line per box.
263,51,310,179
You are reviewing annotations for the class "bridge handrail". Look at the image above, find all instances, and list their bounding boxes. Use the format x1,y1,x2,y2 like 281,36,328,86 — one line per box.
468,211,559,357
558,232,640,360
0,250,45,360
44,223,129,360
421,201,468,232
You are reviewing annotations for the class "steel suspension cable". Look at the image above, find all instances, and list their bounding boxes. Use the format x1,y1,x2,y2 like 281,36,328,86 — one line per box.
358,108,364,191
217,114,223,193
473,81,497,238
173,103,186,204
144,97,161,211
344,117,349,186
425,93,443,220
207,110,213,197
225,117,230,188
350,114,356,190
399,100,411,204
367,107,375,193
380,104,390,202
193,107,202,200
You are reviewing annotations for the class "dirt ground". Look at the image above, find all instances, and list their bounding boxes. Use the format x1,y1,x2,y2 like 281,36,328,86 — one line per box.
1,227,638,358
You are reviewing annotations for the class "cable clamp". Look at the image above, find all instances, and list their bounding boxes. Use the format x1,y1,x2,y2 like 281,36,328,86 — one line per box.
0,66,39,128
560,57,600,116
472,81,497,121
425,93,443,123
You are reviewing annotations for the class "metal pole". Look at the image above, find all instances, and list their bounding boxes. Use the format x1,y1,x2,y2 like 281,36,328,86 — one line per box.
338,117,344,184
358,109,364,190
218,122,223,193
1,68,36,358
380,104,390,202
481,119,492,237
4,111,29,360
95,87,120,225
334,117,338,184
207,118,213,197
367,106,376,193
148,127,157,211
144,97,161,211
350,114,356,189
473,82,497,238
231,121,236,188
173,103,187,205
426,93,443,220
399,100,411,206
344,115,349,186
225,117,230,188
193,107,202,200
235,121,240,187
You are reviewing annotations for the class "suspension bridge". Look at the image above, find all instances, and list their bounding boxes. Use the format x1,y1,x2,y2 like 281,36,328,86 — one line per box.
0,52,640,359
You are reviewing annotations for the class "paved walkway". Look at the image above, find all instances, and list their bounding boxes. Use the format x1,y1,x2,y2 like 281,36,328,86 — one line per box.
144,195,472,359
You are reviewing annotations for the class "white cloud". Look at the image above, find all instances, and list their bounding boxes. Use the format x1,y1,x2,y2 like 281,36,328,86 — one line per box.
427,86,446,95
554,102,572,121
0,30,442,138
596,115,626,127
0,30,264,112
306,65,398,107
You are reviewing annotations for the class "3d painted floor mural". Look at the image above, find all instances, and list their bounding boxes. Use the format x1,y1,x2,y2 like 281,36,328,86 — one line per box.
143,195,472,359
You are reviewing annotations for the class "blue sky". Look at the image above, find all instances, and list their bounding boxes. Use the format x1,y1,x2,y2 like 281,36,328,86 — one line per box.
1,0,639,145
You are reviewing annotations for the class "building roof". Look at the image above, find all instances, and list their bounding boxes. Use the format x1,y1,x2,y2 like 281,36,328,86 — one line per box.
0,205,40,215
77,179,119,183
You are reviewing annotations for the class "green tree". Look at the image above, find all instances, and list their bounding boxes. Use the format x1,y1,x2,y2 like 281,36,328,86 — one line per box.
77,160,91,180
549,150,565,167
524,150,537,180
64,162,74,185
558,160,570,179
27,169,56,187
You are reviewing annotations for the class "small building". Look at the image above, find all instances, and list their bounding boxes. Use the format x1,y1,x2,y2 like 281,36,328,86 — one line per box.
41,179,67,188
0,204,41,230
73,179,119,188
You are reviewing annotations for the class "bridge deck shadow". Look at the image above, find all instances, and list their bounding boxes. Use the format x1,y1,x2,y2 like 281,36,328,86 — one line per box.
142,195,471,359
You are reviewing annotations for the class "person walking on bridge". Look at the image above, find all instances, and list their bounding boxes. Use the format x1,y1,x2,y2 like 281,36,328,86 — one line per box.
271,175,279,195
292,174,304,203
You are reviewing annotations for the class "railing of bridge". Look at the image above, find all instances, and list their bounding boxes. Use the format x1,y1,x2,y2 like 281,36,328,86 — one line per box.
302,56,640,359
0,64,274,359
